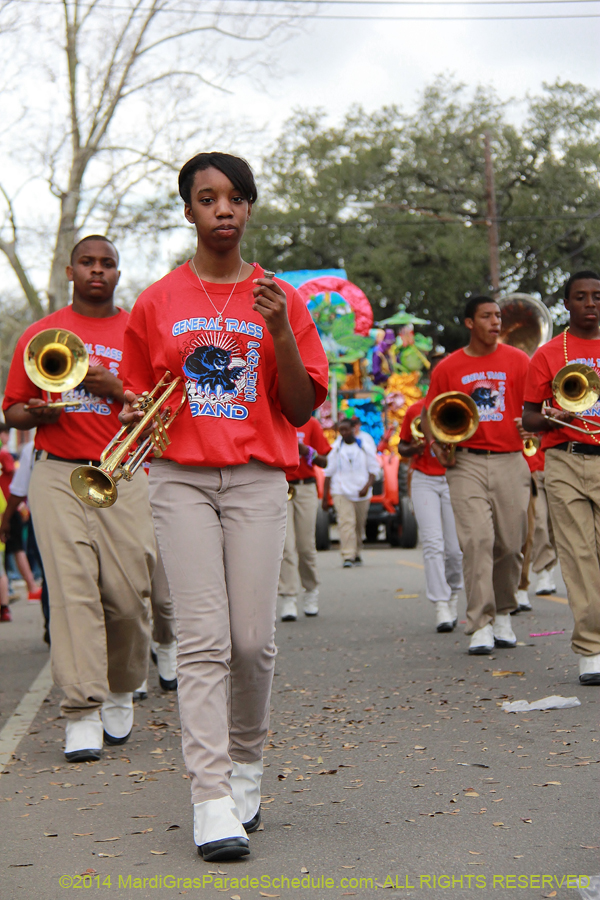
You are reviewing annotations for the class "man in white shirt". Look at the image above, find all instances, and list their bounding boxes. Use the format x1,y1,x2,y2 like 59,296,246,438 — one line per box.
322,418,380,567
351,416,378,456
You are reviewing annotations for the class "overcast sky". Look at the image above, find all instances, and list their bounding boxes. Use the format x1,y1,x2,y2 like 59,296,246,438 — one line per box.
203,1,600,157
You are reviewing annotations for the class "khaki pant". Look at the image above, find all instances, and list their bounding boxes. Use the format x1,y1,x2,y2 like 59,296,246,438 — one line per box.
545,448,600,656
278,482,319,596
29,458,155,719
446,451,530,634
332,494,370,561
148,458,287,804
151,549,176,645
518,478,537,591
531,470,558,574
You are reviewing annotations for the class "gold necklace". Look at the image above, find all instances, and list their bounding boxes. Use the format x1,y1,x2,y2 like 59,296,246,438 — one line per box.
562,326,600,445
189,258,244,326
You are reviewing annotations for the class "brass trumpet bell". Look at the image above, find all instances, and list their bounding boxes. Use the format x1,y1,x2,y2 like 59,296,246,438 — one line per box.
523,436,540,457
71,466,119,509
428,392,480,445
552,363,600,414
24,329,88,393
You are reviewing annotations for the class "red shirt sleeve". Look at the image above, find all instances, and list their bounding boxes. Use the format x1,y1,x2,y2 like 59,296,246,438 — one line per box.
524,346,554,404
306,418,331,456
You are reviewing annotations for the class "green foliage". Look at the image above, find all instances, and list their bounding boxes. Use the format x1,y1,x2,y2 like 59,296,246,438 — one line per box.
243,77,600,351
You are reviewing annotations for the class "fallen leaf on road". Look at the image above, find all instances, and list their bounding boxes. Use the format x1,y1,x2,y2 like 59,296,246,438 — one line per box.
492,671,524,677
468,851,481,855
44,833,58,837
166,824,180,831
300,867,309,874
464,792,479,798
581,845,600,849
8,864,33,868
521,818,532,824
94,837,120,842
492,822,504,827
150,850,167,855
73,833,93,837
131,814,156,819
97,853,122,858
542,892,557,898
259,893,280,898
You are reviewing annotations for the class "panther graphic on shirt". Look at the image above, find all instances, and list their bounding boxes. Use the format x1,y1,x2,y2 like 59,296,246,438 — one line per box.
178,321,262,420
461,370,507,422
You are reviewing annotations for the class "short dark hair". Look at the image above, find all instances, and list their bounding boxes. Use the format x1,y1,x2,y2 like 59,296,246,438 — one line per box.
464,295,499,321
71,235,119,265
564,270,600,300
178,152,258,206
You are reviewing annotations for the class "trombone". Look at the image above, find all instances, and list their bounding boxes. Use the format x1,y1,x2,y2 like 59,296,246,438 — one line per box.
542,363,600,435
24,329,88,409
410,415,425,443
70,372,186,508
427,391,480,461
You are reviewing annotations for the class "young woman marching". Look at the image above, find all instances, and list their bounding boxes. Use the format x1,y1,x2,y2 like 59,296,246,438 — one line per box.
120,153,328,861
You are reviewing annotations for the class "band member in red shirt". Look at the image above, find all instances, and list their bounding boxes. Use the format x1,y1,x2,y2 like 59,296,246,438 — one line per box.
120,153,328,861
399,395,463,634
523,270,600,685
3,236,155,761
278,416,330,621
422,296,530,654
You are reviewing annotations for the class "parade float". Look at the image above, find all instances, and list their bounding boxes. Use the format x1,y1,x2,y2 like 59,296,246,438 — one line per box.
280,269,434,549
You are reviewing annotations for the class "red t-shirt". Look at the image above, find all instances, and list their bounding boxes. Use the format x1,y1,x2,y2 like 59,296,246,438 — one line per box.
524,332,600,449
0,448,15,501
287,416,331,482
400,402,446,476
3,306,128,460
122,263,329,472
424,344,529,453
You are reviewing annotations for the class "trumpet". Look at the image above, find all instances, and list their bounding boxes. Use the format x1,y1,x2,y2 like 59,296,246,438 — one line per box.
523,436,540,457
410,416,425,443
70,372,186,508
427,391,480,461
543,363,600,435
23,329,88,409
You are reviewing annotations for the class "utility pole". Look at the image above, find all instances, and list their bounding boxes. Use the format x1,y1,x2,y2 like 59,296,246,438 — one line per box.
484,131,500,297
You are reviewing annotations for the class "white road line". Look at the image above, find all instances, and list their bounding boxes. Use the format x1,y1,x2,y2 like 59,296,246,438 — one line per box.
0,659,53,775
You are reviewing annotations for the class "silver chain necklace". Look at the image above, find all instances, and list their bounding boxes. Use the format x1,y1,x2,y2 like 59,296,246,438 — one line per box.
189,258,244,326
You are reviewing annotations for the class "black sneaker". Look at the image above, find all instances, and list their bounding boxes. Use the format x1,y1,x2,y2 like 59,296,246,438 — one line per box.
353,556,363,566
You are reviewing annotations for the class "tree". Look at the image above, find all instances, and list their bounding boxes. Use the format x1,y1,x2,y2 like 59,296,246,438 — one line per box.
0,0,305,317
245,78,600,350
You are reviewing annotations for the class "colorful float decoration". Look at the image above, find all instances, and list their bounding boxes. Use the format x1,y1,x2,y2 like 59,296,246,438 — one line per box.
279,269,433,453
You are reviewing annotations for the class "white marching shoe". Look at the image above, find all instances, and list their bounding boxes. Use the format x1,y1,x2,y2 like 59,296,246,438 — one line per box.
535,566,557,595
280,596,298,622
231,759,263,833
468,624,495,655
102,692,134,745
435,600,454,633
579,653,600,686
156,641,177,691
516,589,532,612
194,795,249,861
303,589,319,617
64,710,103,762
493,614,517,648
449,592,459,626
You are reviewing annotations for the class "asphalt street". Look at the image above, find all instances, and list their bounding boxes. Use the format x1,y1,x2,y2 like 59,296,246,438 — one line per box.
0,544,598,900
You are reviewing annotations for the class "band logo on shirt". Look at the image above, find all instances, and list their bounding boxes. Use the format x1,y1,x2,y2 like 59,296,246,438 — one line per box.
60,350,119,416
461,370,507,422
177,322,262,420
